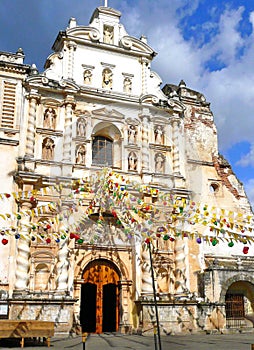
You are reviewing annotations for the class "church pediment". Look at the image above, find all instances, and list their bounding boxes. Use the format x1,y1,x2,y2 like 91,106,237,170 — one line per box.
140,94,160,105
92,107,124,121
67,26,101,42
25,75,80,92
168,98,186,114
120,36,156,56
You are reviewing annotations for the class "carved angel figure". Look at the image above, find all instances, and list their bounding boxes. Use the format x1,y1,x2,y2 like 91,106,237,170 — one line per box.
103,26,113,44
42,138,55,160
128,151,137,171
76,145,86,165
84,70,92,85
77,118,86,137
102,68,113,89
154,125,164,144
123,77,132,93
43,108,56,129
128,125,137,144
155,152,165,173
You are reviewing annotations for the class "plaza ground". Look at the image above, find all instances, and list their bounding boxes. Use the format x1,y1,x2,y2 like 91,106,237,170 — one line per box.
1,333,254,350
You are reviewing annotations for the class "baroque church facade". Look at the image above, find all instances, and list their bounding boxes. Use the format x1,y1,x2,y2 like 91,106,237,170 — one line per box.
0,5,254,335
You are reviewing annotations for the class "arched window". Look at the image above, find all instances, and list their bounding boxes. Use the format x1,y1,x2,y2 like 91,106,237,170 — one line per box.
92,136,113,166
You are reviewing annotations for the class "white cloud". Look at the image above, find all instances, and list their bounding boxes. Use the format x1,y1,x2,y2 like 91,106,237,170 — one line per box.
236,143,254,167
139,4,254,152
245,178,254,210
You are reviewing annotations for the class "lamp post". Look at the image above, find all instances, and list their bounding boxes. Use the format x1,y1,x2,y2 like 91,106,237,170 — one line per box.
147,241,162,350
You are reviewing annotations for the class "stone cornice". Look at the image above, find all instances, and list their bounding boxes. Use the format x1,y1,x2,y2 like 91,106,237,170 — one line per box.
149,144,171,152
0,138,19,146
36,128,63,137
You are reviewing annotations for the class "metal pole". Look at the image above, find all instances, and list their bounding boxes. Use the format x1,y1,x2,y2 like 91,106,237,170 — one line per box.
82,332,88,350
148,242,162,350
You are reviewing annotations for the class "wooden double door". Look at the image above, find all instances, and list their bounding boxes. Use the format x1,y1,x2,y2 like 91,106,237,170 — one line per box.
80,260,120,333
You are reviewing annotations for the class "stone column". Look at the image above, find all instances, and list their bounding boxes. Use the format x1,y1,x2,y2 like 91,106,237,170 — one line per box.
113,137,122,169
119,280,132,331
174,236,187,296
140,57,149,95
14,200,34,291
67,41,77,80
25,91,40,159
56,203,70,293
141,245,153,297
172,117,181,174
62,96,75,176
141,114,150,173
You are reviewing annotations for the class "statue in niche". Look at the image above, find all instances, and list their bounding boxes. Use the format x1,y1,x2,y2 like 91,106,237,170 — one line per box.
157,268,169,293
128,125,137,144
83,69,92,85
103,26,113,44
76,144,86,165
42,137,55,160
43,107,56,129
123,77,132,93
154,125,164,144
155,152,165,173
102,68,113,89
77,118,86,137
128,151,137,171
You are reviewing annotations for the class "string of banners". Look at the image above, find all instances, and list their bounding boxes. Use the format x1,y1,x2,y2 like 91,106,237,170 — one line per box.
0,168,253,253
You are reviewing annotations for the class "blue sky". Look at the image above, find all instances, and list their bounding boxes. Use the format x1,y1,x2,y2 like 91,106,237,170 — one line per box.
0,0,253,208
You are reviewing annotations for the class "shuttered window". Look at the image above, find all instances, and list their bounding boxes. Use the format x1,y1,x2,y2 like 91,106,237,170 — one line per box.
1,81,16,128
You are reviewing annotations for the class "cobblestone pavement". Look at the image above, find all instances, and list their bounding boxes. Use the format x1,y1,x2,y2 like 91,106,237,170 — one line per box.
1,333,254,350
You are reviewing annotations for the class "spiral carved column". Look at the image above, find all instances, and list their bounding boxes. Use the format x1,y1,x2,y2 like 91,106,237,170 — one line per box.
174,236,187,295
62,96,75,165
56,204,70,292
56,239,69,292
141,114,150,173
140,57,149,94
67,41,77,80
141,245,153,296
14,201,34,291
172,118,181,174
25,93,40,158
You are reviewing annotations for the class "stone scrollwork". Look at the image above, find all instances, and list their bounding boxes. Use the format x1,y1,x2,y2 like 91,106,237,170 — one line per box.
89,28,100,42
120,36,133,49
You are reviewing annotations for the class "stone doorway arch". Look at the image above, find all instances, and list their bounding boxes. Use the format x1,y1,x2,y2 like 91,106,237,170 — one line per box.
222,278,254,329
80,259,121,333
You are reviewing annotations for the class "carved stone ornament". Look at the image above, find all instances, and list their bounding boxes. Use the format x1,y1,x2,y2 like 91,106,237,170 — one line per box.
76,144,86,165
76,118,86,137
102,68,113,89
128,151,137,171
43,107,56,130
42,137,55,160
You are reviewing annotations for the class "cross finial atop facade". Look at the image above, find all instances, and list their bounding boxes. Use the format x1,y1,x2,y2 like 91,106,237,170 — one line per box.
104,0,108,7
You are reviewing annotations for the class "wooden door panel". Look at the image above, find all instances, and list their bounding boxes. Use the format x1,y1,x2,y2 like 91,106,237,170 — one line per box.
80,283,97,332
82,260,120,333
